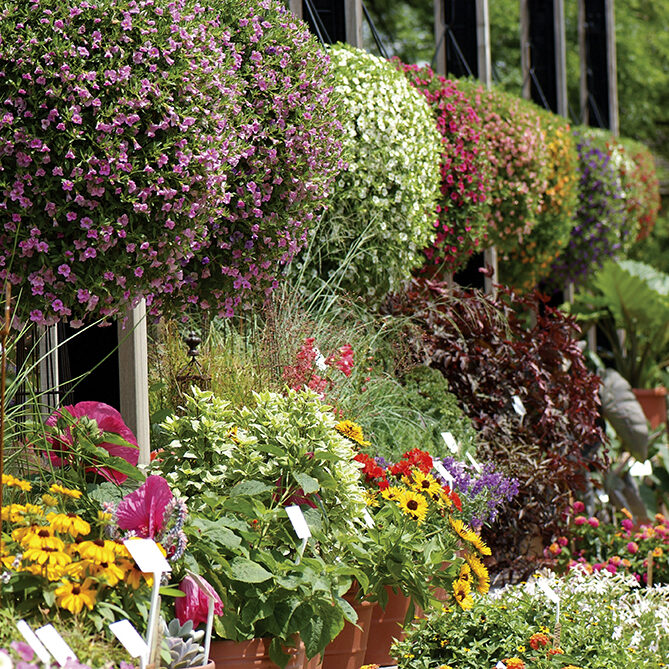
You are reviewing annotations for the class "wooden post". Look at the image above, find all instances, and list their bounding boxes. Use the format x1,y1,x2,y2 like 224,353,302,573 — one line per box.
118,301,150,465
289,0,302,19
345,0,362,48
476,0,491,87
563,282,575,304
433,0,447,75
38,325,60,415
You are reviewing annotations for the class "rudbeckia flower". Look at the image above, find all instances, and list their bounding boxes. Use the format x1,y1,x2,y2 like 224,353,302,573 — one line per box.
55,578,97,614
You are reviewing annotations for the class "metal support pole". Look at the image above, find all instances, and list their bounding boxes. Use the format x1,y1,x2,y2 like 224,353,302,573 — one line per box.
118,300,150,465
578,0,588,124
554,0,568,117
605,0,619,135
289,0,302,20
345,0,363,48
476,0,491,88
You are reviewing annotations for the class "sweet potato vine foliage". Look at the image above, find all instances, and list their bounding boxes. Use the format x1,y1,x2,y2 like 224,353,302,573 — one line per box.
0,0,341,325
386,279,606,569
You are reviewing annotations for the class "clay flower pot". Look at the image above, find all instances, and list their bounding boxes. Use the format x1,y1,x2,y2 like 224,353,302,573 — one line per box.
209,637,315,669
362,587,412,667
322,590,373,669
633,387,668,430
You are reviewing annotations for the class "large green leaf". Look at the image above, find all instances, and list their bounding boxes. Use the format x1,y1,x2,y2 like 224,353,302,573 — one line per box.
292,472,320,494
228,557,273,583
230,480,272,497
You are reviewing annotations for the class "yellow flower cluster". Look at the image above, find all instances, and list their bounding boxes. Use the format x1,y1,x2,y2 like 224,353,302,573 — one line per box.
452,563,474,610
335,420,371,447
449,517,492,556
2,473,32,492
1,477,151,616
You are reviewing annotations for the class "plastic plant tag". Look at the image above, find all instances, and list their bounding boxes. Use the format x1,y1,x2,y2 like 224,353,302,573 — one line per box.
466,451,483,473
16,620,51,665
123,537,171,574
285,505,311,539
537,580,559,604
511,395,526,417
629,459,653,478
441,431,459,454
433,460,454,487
35,624,76,666
363,508,375,528
496,662,507,669
109,620,149,660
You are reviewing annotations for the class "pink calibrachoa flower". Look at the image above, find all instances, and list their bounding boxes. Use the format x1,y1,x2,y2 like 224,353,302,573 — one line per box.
46,401,138,484
176,574,224,628
573,501,585,513
627,541,639,554
574,516,587,526
587,517,600,528
116,475,173,539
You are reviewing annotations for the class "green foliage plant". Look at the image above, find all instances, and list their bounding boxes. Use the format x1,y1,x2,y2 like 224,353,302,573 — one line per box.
393,569,669,669
308,43,441,299
155,388,369,666
572,259,669,388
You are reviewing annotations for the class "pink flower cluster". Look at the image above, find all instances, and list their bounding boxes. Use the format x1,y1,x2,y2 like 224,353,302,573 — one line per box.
282,337,354,396
0,0,342,325
400,63,490,272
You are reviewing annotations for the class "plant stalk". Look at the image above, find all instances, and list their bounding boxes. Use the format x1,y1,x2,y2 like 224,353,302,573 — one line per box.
0,282,12,604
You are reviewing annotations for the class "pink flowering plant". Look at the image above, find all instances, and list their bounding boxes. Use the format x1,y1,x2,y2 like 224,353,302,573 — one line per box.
545,502,669,586
400,64,491,273
457,82,551,256
0,0,342,325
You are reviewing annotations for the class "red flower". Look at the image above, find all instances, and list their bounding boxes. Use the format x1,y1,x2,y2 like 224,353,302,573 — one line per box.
45,401,138,484
116,475,173,539
444,486,462,512
176,574,224,628
390,460,412,478
402,448,433,473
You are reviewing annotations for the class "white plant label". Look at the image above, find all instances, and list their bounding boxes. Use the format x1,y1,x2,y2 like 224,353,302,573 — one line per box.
441,431,459,454
511,395,526,417
109,620,149,660
629,459,653,478
16,620,51,665
285,505,311,539
466,451,483,473
363,508,375,528
496,662,507,669
35,624,76,666
433,460,454,487
537,580,559,604
123,537,171,574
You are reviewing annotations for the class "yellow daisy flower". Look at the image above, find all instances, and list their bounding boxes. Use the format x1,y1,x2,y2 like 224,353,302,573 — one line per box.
448,517,492,556
47,512,91,538
49,484,83,499
452,578,473,610
41,494,59,507
55,578,97,614
88,560,126,587
334,420,371,446
380,486,403,502
1,473,32,492
410,470,443,501
397,489,428,523
23,546,72,568
465,552,490,594
1,503,26,523
458,563,472,584
75,539,117,564
118,559,153,590
19,526,66,552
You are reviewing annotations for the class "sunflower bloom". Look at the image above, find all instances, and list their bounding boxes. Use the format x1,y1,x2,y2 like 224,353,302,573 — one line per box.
55,579,97,614
397,490,428,523
47,512,91,538
380,486,403,502
49,484,83,499
334,420,371,446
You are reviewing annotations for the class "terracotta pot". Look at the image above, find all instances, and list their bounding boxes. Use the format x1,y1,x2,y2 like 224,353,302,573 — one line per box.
209,638,306,669
322,595,373,669
633,387,668,430
362,587,411,667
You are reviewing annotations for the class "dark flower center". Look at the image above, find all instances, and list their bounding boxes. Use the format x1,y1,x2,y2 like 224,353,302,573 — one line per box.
407,500,419,511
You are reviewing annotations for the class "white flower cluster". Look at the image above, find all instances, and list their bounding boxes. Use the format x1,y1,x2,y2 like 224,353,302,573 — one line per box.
321,44,441,297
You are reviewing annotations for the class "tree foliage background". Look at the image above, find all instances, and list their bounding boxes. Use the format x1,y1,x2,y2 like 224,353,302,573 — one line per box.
363,0,669,158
